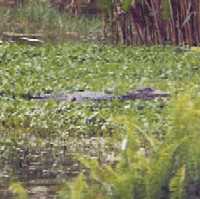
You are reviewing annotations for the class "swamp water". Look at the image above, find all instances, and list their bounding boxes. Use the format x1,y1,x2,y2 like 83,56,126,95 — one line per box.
0,136,117,198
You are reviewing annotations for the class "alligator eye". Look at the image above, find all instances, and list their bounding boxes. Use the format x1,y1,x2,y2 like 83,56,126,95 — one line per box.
143,87,154,92
71,97,76,101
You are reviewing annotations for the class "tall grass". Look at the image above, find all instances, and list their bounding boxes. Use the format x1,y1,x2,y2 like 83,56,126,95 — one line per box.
0,0,101,41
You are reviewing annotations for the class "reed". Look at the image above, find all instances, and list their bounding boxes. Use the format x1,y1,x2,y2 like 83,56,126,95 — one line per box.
108,0,200,45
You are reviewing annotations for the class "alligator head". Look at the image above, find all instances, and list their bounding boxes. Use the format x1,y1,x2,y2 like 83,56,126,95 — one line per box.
122,87,170,100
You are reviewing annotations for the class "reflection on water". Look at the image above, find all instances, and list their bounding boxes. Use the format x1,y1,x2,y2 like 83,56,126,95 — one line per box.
1,184,57,199
0,150,80,199
0,137,117,198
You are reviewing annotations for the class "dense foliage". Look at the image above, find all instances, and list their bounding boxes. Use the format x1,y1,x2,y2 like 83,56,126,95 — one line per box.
1,43,200,198
62,94,200,199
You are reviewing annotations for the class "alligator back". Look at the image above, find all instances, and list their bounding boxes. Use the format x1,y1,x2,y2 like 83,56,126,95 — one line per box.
29,91,114,102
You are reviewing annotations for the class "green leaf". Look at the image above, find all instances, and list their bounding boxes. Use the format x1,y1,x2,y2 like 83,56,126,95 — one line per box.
122,0,134,12
170,166,186,199
9,182,28,199
161,0,172,20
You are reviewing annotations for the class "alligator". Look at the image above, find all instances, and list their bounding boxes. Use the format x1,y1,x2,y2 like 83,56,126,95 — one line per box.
25,87,170,102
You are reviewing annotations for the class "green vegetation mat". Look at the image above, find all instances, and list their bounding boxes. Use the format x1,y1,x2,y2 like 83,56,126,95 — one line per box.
1,43,200,198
